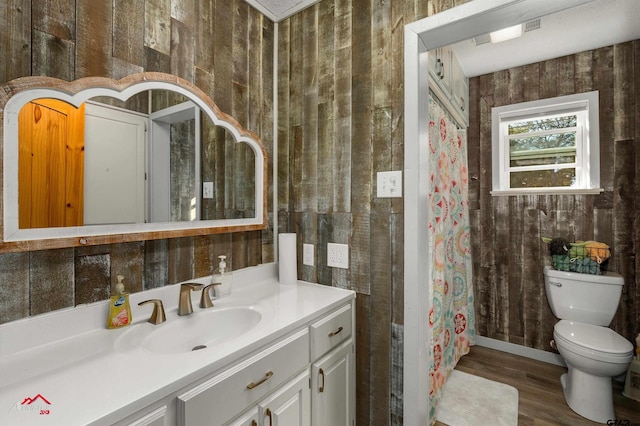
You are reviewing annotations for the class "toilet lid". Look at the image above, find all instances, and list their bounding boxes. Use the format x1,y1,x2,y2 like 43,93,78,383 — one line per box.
554,320,633,355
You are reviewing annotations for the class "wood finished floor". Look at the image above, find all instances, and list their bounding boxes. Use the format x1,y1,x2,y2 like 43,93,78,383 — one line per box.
435,346,640,425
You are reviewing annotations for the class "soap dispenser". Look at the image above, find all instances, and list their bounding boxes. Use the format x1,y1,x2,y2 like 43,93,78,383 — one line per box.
107,275,132,329
211,255,233,297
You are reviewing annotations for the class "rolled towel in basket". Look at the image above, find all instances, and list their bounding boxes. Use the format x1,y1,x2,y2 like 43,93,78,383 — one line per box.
570,257,601,275
583,241,610,264
551,254,572,271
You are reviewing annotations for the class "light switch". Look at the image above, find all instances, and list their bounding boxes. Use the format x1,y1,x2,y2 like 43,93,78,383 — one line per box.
203,182,214,199
303,243,314,266
377,171,402,198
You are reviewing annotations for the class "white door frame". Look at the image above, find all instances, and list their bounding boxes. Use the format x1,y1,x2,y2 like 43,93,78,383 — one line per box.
402,1,594,424
149,101,201,223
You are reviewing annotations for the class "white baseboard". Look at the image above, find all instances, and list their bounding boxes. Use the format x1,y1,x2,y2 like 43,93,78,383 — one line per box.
474,336,566,367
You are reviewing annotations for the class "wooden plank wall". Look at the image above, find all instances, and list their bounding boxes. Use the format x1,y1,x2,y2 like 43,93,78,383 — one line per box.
277,1,469,425
8,2,631,426
468,42,639,352
0,0,274,321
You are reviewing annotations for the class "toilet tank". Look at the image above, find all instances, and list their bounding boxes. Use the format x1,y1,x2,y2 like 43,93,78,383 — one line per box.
543,265,624,326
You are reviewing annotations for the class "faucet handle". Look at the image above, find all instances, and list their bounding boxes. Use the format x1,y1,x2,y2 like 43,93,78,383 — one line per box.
181,282,204,291
178,283,204,316
200,283,221,308
138,299,166,324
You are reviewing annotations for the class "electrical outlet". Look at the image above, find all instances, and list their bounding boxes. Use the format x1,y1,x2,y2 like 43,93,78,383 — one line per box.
377,170,402,198
327,243,349,269
303,243,314,266
203,182,214,199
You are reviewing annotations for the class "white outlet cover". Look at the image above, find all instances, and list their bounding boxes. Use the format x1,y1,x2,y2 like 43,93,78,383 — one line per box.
327,243,348,269
377,170,402,198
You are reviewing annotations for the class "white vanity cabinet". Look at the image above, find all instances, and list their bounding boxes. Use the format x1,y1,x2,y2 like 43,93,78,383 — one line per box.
0,267,356,426
226,407,259,426
256,370,310,425
309,304,355,426
177,329,310,426
124,406,168,426
174,302,354,426
311,341,354,426
225,370,310,426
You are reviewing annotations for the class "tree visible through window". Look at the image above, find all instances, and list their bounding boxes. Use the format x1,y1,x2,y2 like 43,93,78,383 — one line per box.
491,91,601,195
508,114,578,188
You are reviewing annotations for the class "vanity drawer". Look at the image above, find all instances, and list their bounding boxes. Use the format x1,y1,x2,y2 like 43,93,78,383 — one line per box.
177,328,310,426
310,303,352,360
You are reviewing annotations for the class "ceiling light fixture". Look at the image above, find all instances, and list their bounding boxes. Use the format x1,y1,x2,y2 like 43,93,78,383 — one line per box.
489,24,523,44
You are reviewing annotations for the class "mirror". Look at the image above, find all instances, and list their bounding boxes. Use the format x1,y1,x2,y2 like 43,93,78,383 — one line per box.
1,72,267,252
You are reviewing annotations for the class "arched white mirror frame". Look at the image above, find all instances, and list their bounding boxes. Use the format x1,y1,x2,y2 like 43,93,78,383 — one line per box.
1,72,267,252
402,0,595,424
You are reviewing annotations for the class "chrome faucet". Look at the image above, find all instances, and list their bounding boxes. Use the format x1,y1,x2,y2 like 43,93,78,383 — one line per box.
178,283,204,316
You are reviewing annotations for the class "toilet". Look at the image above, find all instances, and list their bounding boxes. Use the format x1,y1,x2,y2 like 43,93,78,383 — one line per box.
544,265,634,423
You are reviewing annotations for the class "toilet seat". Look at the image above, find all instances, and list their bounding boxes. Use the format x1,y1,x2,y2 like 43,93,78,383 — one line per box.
554,320,633,363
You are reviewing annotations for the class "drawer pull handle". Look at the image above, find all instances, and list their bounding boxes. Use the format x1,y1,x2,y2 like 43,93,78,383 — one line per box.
266,408,273,426
246,371,273,389
319,368,325,393
328,326,343,337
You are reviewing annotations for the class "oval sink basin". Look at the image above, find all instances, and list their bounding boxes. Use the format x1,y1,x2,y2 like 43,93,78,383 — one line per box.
142,307,261,354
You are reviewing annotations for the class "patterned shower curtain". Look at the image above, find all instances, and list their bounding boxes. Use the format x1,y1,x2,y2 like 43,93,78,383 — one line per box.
427,95,476,424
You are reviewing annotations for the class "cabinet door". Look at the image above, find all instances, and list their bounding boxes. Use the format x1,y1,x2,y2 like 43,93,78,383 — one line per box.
177,329,309,426
428,47,441,81
124,406,167,426
226,407,259,426
311,340,354,426
450,51,469,122
428,47,449,86
439,47,453,94
310,304,352,360
259,371,310,426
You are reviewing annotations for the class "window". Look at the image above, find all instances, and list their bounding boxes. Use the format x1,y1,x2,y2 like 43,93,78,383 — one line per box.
491,91,601,195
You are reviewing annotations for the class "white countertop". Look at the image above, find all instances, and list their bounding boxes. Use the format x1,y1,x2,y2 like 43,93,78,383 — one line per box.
0,263,355,426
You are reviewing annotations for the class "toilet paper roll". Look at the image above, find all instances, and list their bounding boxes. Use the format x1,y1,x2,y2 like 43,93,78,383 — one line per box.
278,233,298,285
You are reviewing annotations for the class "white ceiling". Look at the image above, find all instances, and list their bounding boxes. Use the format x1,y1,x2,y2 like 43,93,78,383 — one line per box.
450,0,640,77
246,0,640,78
244,0,320,22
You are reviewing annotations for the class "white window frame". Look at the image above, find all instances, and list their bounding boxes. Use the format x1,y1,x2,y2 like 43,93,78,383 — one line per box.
491,91,602,195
